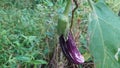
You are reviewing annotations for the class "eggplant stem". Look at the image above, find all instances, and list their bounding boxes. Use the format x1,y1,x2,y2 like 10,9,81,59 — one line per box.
70,0,78,31
63,0,72,15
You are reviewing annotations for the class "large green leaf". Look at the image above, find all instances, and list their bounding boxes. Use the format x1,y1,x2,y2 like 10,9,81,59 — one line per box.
88,1,120,68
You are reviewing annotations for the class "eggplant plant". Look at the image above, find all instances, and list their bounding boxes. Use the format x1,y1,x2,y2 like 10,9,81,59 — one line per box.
57,0,84,64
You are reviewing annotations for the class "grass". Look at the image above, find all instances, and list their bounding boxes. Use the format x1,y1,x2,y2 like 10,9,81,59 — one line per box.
0,0,57,67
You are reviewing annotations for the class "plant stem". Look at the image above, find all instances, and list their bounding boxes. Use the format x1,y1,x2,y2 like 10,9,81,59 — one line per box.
63,0,72,15
34,64,37,68
87,0,94,10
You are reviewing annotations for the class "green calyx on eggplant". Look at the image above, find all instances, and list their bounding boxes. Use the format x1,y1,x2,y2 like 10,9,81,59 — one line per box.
57,0,71,39
57,14,69,39
59,31,84,64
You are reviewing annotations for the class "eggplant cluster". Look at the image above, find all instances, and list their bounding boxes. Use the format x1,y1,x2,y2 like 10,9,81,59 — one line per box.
59,31,84,64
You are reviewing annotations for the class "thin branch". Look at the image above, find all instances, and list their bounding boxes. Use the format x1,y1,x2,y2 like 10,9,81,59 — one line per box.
70,0,78,30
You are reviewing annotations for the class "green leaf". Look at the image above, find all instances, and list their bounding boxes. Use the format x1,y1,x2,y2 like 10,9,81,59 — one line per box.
88,2,120,68
30,60,47,65
99,0,105,2
15,56,31,62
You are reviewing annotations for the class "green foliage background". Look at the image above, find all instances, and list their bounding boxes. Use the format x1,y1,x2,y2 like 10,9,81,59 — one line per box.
0,0,120,68
0,0,58,67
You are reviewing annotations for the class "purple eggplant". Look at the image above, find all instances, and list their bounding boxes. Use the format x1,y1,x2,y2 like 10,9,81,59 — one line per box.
59,35,74,63
66,31,84,64
59,32,84,64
